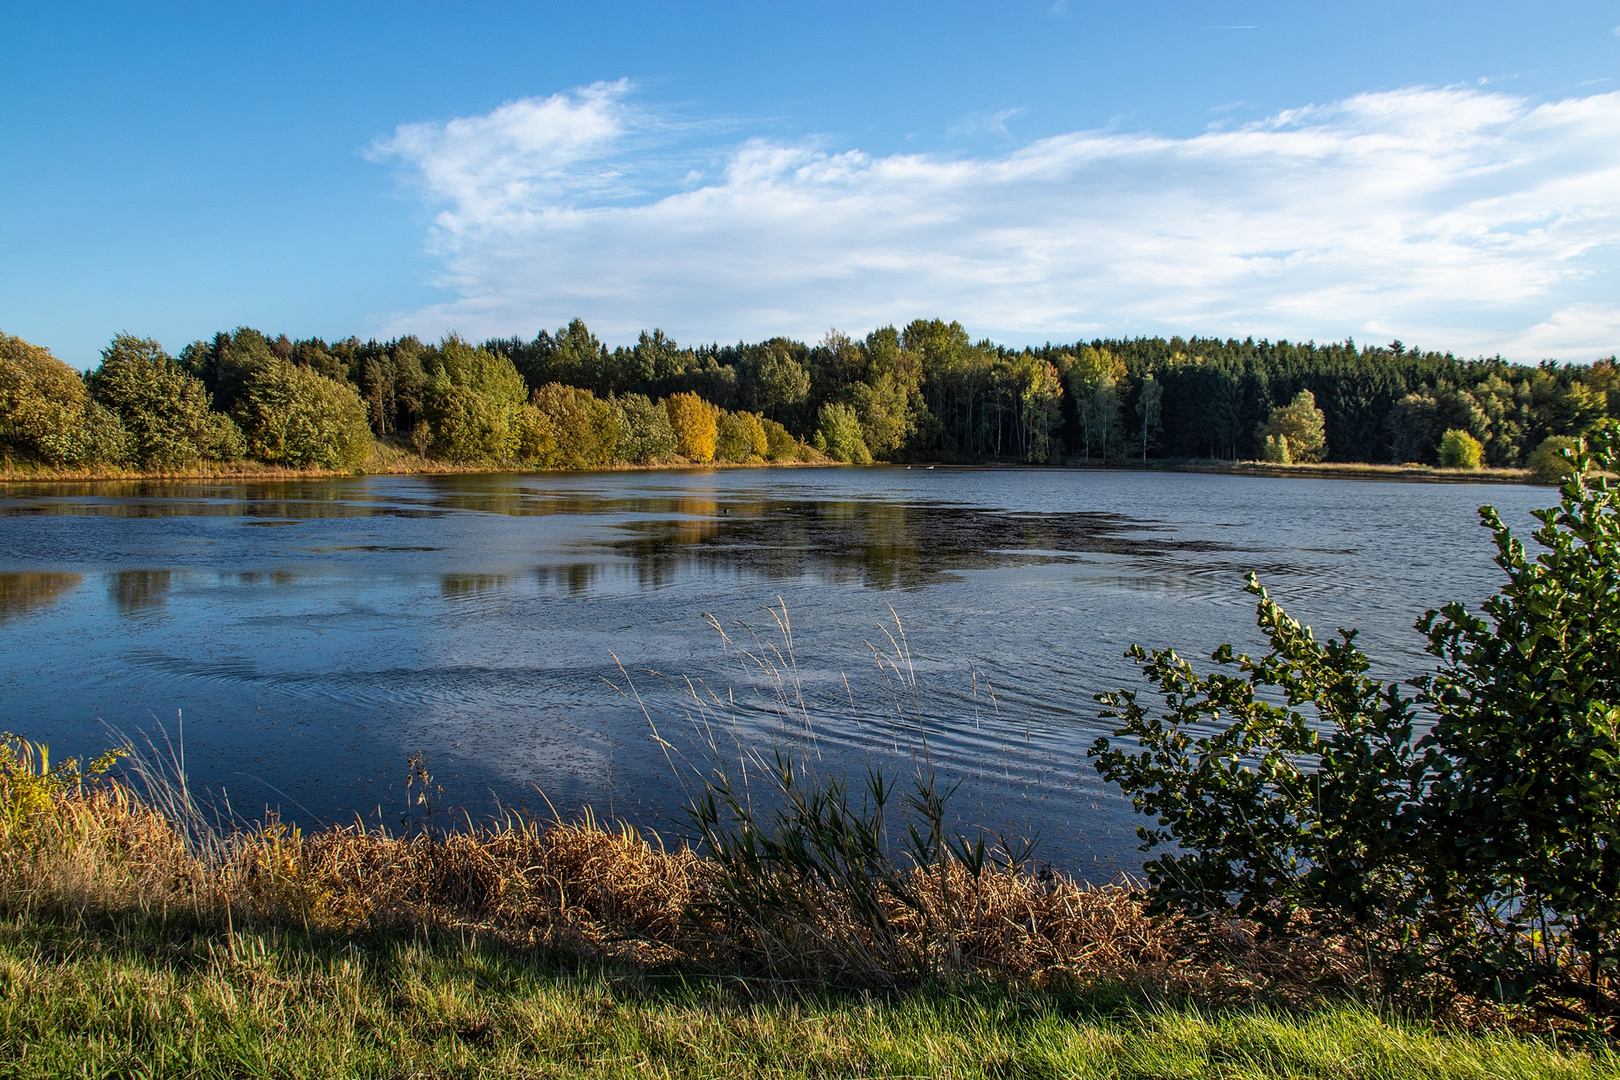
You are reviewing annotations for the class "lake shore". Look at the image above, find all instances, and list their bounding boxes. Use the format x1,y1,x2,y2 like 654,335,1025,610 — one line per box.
0,451,1539,485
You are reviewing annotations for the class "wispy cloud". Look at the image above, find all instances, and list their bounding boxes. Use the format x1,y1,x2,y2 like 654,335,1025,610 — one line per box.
372,84,1620,360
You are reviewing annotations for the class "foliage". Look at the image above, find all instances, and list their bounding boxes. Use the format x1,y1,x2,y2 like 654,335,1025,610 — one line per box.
612,393,678,465
18,321,1620,471
1258,389,1327,463
512,403,557,465
421,339,527,463
761,416,809,462
1262,434,1293,464
1066,346,1126,463
715,409,768,463
816,402,872,464
666,391,718,463
234,359,373,469
1416,431,1620,1016
0,734,124,840
0,331,126,466
530,383,618,468
88,334,241,467
1090,577,1429,940
1530,436,1583,484
1092,433,1620,1022
1438,429,1484,469
847,374,911,459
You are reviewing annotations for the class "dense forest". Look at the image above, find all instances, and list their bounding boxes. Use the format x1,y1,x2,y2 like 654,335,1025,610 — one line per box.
1,319,1615,473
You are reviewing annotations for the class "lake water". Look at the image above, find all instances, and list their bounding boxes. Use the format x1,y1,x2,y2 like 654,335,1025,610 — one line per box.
0,467,1549,879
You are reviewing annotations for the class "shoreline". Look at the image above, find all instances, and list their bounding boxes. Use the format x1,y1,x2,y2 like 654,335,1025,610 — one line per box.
0,456,1540,486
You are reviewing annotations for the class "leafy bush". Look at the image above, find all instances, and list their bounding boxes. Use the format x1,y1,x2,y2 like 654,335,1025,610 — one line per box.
1529,435,1581,485
234,359,373,469
421,339,527,463
88,334,240,467
665,391,718,463
1438,429,1483,469
1092,433,1620,1019
0,331,127,466
816,402,872,464
613,393,677,465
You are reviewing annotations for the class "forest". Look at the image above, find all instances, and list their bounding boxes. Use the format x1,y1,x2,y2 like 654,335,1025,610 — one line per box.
1,319,1615,473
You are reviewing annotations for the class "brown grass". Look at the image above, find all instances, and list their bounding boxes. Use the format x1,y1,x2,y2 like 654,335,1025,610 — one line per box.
1,774,1471,1023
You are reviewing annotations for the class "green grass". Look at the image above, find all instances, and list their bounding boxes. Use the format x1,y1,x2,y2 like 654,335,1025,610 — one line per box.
0,915,1610,1079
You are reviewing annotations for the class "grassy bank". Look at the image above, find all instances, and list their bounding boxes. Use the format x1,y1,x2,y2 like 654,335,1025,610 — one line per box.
0,740,1612,1077
4,915,1610,1079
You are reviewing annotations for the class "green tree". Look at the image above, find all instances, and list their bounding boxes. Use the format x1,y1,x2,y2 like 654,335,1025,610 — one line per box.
88,334,242,467
613,393,677,465
755,341,811,418
422,339,528,463
0,331,126,466
846,374,910,460
234,359,373,469
815,402,871,464
1135,375,1163,463
716,410,768,463
1021,359,1064,463
530,383,618,468
1438,429,1483,469
1258,389,1327,462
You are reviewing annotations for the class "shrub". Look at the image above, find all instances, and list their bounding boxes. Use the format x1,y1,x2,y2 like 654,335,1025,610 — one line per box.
1261,434,1291,465
1416,431,1620,1012
1528,435,1581,485
1437,429,1483,469
716,410,768,463
1257,390,1326,462
665,392,717,463
530,383,618,468
816,402,871,464
613,393,677,465
88,334,235,468
1091,432,1620,1020
234,359,373,469
422,339,527,463
0,331,126,466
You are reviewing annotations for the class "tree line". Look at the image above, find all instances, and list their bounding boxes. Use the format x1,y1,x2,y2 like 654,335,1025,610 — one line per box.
3,319,1615,471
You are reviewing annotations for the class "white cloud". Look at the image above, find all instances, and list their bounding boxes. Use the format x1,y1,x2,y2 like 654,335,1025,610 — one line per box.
371,84,1620,360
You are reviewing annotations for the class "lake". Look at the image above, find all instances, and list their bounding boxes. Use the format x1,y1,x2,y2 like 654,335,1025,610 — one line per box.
0,467,1549,879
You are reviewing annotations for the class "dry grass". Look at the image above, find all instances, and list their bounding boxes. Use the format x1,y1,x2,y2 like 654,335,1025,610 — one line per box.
0,774,1442,1016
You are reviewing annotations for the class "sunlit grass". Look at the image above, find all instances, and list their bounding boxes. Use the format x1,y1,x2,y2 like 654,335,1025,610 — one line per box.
1,915,1610,1079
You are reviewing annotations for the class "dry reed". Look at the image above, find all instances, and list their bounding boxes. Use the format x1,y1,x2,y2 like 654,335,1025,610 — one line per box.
0,770,1426,1015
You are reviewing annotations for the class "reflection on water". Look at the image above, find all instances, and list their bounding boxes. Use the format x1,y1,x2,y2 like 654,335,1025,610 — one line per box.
0,468,1549,877
108,570,172,615
0,572,83,623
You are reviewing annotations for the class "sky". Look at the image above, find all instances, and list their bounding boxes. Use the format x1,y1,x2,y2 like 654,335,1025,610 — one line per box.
3,2,1619,368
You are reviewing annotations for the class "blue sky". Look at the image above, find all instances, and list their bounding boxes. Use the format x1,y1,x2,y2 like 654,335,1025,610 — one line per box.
3,2,1619,367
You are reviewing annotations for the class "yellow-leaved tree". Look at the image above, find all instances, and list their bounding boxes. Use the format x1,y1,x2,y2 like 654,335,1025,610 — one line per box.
665,392,717,463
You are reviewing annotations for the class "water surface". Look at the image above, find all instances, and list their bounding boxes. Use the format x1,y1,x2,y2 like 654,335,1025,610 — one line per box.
0,467,1548,877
